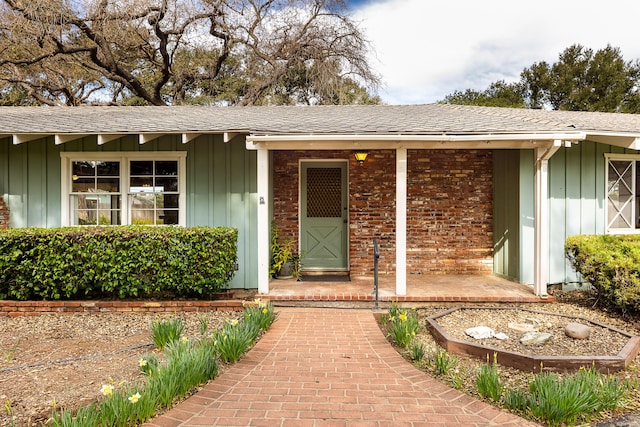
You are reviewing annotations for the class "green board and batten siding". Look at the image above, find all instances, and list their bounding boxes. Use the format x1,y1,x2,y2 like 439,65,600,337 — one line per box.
494,141,635,287
493,150,521,282
0,134,258,289
548,141,606,285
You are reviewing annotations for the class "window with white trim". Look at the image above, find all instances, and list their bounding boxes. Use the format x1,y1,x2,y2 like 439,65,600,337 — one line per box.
61,152,186,226
129,160,180,225
71,160,122,225
606,154,640,232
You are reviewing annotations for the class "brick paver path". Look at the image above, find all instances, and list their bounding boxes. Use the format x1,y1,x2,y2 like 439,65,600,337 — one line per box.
144,308,540,427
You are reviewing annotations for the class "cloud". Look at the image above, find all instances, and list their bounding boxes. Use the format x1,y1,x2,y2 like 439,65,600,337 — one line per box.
350,0,640,105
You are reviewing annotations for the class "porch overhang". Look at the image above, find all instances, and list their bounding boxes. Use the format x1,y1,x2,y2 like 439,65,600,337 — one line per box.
585,132,640,150
245,132,587,150
251,132,587,299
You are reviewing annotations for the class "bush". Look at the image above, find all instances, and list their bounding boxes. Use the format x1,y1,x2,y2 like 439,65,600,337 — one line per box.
566,234,640,313
0,226,238,300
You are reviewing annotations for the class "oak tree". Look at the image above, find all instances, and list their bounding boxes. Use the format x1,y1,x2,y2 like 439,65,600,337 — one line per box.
0,0,379,106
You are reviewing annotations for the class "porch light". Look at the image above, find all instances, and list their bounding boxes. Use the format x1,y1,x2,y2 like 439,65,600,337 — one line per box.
354,151,368,165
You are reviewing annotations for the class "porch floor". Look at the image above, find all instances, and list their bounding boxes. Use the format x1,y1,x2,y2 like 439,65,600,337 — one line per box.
264,274,552,303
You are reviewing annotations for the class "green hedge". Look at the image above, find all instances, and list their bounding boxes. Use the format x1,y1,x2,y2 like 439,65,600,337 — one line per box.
565,234,640,313
0,226,238,300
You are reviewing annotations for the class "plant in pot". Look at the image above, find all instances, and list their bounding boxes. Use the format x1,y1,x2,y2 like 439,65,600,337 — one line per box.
270,223,303,280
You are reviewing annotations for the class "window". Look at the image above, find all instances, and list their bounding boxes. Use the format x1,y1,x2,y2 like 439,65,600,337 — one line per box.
606,154,640,232
71,161,121,225
61,152,186,226
130,160,180,225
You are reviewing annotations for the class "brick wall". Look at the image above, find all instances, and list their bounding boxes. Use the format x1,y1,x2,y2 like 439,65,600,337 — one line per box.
349,150,397,275
271,149,493,277
0,196,8,229
0,300,244,317
407,149,493,275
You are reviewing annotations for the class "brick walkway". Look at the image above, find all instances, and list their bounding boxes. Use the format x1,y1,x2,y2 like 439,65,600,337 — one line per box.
144,308,540,427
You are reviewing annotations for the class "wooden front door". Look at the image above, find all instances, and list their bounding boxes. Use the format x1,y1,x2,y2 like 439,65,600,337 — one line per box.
300,161,348,271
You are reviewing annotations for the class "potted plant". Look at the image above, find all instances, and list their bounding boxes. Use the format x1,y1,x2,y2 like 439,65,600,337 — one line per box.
270,222,303,280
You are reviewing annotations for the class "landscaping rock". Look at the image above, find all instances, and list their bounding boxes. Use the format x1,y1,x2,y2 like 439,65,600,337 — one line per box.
494,332,509,340
565,322,592,339
465,326,494,339
520,331,552,345
508,322,538,333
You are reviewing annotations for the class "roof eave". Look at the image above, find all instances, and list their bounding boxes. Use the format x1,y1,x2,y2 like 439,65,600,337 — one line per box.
245,132,588,150
584,132,640,150
1,131,247,146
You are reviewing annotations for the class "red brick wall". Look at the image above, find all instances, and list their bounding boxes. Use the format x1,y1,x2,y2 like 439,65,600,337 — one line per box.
0,300,244,317
349,150,397,275
271,149,493,277
407,149,493,275
0,197,8,229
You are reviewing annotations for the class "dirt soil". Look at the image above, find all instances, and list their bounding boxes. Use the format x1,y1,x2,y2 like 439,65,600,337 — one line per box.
1,289,639,426
0,311,243,427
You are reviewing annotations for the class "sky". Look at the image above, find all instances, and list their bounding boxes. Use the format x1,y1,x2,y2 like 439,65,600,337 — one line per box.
345,0,640,105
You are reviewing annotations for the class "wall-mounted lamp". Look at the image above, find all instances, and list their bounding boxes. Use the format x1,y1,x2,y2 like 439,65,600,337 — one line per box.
354,151,368,165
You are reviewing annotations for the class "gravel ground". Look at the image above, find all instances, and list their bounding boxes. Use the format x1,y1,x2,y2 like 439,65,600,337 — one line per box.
432,307,633,356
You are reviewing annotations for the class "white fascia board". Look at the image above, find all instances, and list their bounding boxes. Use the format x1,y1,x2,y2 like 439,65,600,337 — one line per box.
245,132,587,150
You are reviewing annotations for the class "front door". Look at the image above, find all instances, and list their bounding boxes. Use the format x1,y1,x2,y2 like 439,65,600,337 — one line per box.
300,161,348,271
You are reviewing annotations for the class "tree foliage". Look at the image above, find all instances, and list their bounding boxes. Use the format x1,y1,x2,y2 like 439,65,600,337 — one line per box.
0,0,380,106
442,44,640,113
442,80,526,108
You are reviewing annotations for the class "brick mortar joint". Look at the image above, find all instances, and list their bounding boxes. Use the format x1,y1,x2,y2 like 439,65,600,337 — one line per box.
0,300,245,316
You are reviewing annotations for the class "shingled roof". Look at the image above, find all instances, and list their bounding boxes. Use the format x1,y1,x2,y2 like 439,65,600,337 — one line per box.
0,104,639,146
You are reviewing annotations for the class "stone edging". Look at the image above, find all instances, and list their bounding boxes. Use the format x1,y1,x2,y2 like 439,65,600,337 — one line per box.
0,300,246,317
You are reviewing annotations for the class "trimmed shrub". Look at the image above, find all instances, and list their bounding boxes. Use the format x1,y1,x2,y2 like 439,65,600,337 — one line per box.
0,226,237,300
565,234,640,313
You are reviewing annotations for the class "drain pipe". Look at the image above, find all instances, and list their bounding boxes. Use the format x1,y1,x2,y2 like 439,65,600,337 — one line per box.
373,238,380,309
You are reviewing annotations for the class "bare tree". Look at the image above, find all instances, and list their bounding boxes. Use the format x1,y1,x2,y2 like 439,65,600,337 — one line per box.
0,0,379,106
